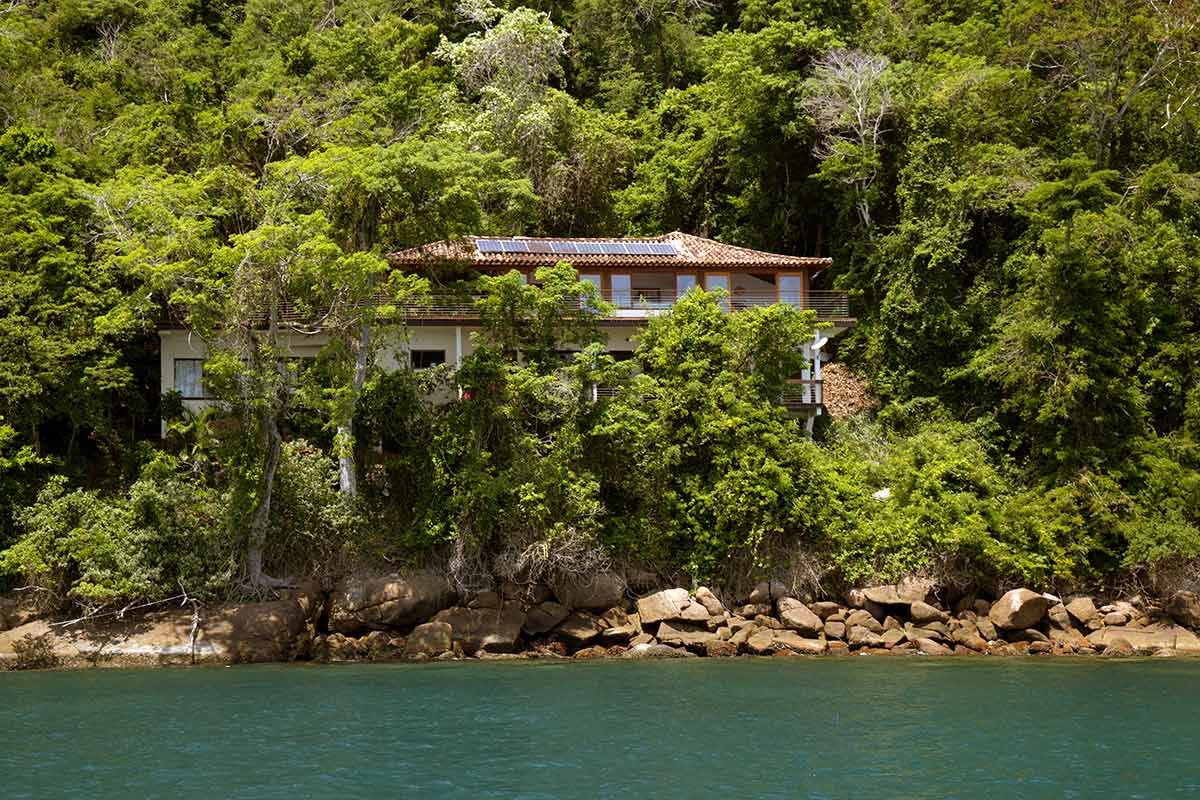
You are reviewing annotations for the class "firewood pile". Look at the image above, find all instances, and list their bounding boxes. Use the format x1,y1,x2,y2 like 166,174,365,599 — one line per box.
820,362,877,420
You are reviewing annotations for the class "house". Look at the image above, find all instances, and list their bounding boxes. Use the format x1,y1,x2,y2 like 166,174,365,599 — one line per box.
157,232,853,431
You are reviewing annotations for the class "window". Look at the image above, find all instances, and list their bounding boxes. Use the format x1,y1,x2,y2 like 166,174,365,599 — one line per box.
610,274,632,307
676,274,697,299
779,274,804,308
411,350,446,369
705,273,731,310
173,359,208,399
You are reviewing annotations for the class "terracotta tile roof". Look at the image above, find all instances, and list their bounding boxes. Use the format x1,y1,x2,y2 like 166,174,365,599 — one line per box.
388,232,831,271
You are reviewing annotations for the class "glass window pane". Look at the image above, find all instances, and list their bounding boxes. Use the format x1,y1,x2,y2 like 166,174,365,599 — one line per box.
611,274,631,307
411,350,446,369
676,274,697,298
174,359,204,398
780,275,803,307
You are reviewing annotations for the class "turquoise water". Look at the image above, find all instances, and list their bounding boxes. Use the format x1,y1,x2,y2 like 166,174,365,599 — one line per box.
2,659,1199,798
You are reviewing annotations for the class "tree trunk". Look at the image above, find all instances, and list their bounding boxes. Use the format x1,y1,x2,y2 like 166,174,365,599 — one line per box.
337,323,370,496
245,410,285,587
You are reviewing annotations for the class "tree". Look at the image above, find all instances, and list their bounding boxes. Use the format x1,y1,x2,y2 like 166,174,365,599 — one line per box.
803,48,893,237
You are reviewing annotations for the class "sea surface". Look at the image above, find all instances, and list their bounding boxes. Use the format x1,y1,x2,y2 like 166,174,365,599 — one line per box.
2,658,1198,799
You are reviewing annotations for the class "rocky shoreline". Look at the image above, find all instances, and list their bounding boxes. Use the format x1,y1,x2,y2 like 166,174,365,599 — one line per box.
3,576,1200,670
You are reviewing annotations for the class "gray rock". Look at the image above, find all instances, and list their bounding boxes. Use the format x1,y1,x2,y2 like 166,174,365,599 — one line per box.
694,587,726,617
1065,596,1099,627
523,601,570,635
636,588,691,625
746,629,776,654
555,611,602,644
431,603,525,654
1047,603,1072,631
656,621,718,648
1088,624,1200,655
909,601,948,624
551,573,626,610
845,609,883,634
625,643,692,659
1103,611,1128,627
988,588,1050,630
849,625,885,648
771,631,827,655
811,601,841,619
777,598,823,635
467,591,501,609
1166,591,1200,629
914,638,953,656
329,573,456,635
403,622,452,658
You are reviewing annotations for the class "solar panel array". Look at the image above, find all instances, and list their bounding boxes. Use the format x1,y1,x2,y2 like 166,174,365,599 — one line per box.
477,239,679,257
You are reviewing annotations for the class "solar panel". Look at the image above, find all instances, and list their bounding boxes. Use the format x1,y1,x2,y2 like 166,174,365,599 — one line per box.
526,239,555,254
627,243,654,255
500,240,528,253
649,242,678,255
576,241,605,254
551,241,579,254
477,239,503,254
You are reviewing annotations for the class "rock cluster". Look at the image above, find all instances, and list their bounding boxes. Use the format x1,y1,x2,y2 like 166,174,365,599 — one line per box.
3,577,1200,669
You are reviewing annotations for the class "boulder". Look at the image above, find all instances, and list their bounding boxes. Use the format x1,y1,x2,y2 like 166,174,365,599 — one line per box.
754,614,782,630
848,626,885,648
777,598,823,636
883,616,904,632
730,624,757,648
1047,603,1072,631
573,645,611,660
601,624,639,644
1049,627,1090,649
823,620,846,640
736,603,772,618
1165,591,1200,629
909,601,948,625
746,629,776,655
904,623,947,643
1065,596,1100,627
975,616,998,641
771,631,827,655
811,601,841,619
694,587,726,617
1102,611,1128,627
1101,638,1135,657
523,601,571,635
880,629,906,648
329,573,456,635
862,585,907,606
679,602,711,623
845,609,883,634
625,643,693,659
1088,624,1200,655
988,589,1050,631
629,633,655,647
656,621,718,649
0,595,48,633
636,588,691,625
0,601,309,669
914,638,953,656
827,640,851,656
704,639,739,658
431,603,526,654
403,622,453,658
551,572,626,611
555,612,602,645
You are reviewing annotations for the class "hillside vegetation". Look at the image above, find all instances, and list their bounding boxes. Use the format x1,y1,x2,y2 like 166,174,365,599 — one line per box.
3,0,1200,608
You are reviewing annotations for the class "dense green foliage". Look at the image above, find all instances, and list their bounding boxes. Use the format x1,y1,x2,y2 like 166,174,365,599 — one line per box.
3,0,1200,605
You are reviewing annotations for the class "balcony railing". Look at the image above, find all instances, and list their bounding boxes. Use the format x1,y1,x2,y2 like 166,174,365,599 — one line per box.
590,379,823,410
400,290,850,320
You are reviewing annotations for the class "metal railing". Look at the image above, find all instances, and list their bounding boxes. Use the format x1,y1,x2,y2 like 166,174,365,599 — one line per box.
591,379,823,410
400,289,851,319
